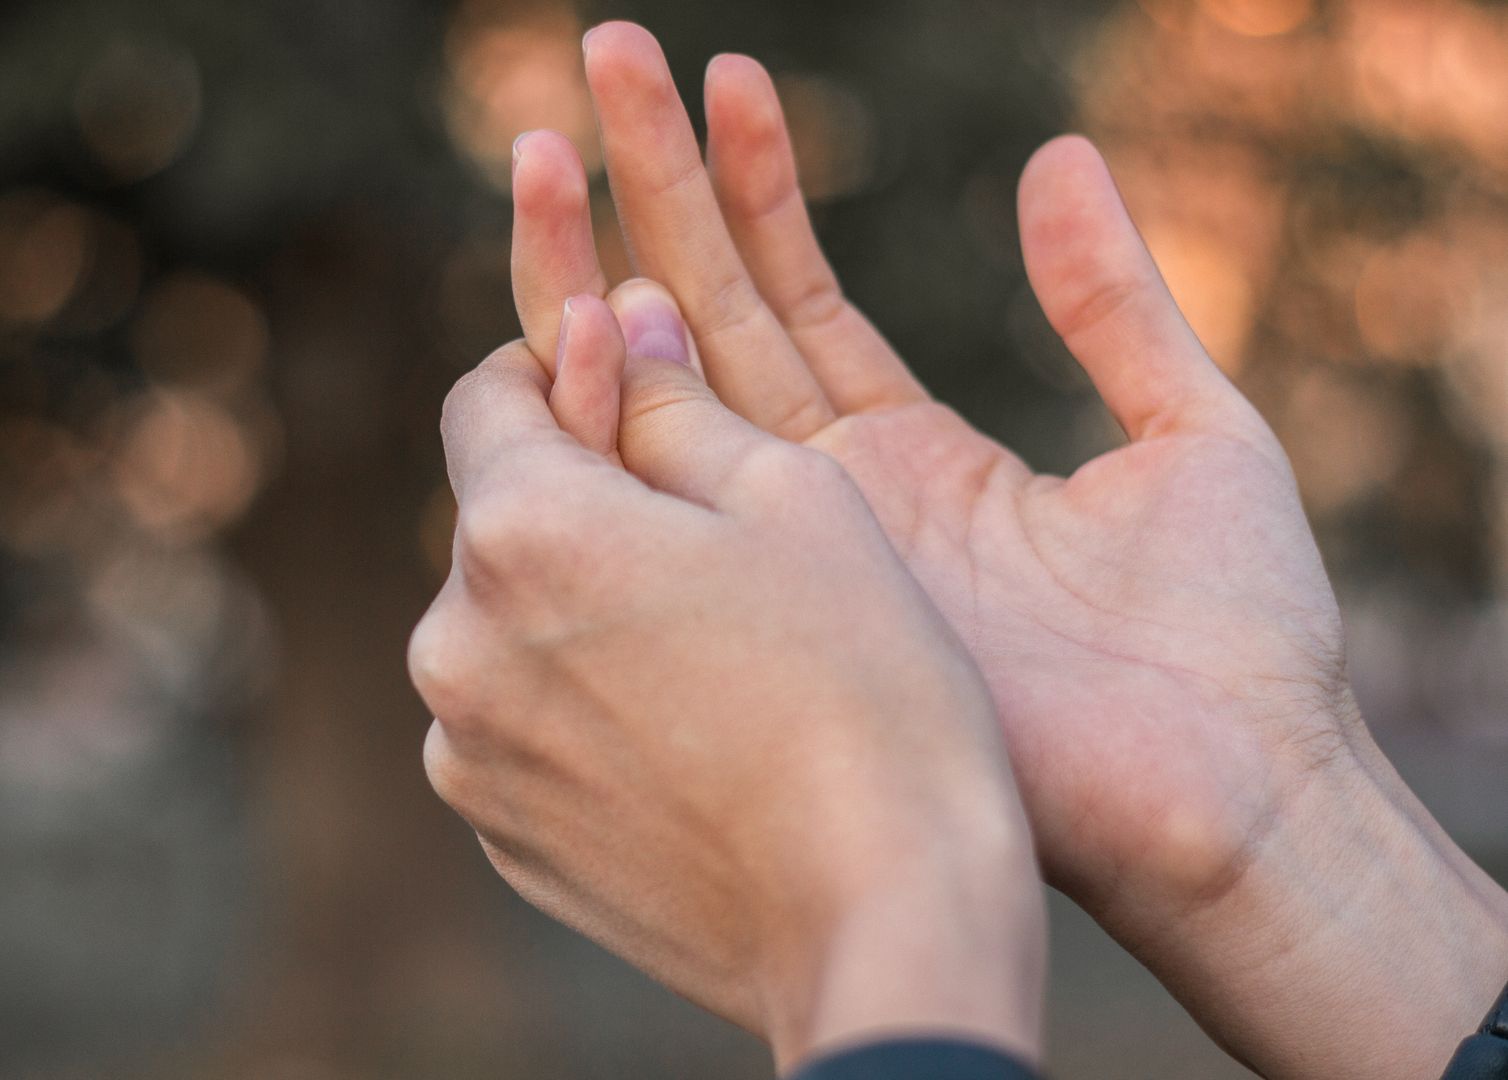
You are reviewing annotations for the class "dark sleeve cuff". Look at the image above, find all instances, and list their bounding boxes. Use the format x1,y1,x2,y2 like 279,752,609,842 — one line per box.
788,1038,1041,1080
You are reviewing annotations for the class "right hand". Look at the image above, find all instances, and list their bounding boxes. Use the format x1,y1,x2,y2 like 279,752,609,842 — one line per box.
409,289,1046,1073
506,24,1508,1078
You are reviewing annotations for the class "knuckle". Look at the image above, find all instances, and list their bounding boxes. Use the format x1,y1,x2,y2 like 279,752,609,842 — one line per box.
439,379,475,453
697,270,766,342
440,359,493,439
646,154,704,202
452,496,608,635
453,497,564,590
453,500,517,582
1052,276,1140,348
440,341,534,443
422,721,474,810
733,442,848,500
620,375,708,426
762,389,836,441
781,276,848,334
407,611,468,721
440,367,483,434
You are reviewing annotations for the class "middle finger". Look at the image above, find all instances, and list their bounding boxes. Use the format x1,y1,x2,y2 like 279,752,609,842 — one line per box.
583,22,835,442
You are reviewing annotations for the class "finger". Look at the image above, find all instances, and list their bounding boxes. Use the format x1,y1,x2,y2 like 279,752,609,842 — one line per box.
607,280,774,508
442,340,603,502
549,295,625,457
1017,135,1244,441
512,130,608,371
704,54,927,414
582,21,836,441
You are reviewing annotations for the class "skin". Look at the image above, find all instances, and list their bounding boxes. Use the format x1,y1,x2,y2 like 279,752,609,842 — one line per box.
497,22,1508,1080
410,293,1047,1073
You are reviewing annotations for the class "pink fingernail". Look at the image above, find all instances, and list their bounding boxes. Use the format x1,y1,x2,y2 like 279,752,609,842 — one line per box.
556,298,576,372
512,130,537,171
618,288,690,366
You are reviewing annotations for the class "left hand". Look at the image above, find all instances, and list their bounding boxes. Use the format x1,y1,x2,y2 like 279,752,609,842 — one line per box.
505,23,1508,1080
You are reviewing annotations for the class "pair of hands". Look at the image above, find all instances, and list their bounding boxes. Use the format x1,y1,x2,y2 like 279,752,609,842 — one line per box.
410,22,1508,1078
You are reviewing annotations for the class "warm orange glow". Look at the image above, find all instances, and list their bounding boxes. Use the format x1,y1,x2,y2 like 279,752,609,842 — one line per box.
111,390,262,543
442,7,597,191
0,193,91,324
1200,0,1314,37
1281,370,1408,510
1135,0,1198,33
1076,0,1508,536
1138,0,1314,36
1141,222,1255,374
1343,3,1508,169
1353,235,1469,364
131,274,269,394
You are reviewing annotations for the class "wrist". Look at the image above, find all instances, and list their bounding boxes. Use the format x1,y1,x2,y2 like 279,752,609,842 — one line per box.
1118,706,1508,1080
760,812,1046,1076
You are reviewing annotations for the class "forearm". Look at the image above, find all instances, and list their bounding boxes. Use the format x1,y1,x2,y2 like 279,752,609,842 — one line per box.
1108,710,1508,1080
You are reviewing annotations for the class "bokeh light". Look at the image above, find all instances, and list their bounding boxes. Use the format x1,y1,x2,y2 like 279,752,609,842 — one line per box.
73,38,202,183
110,388,263,544
131,274,269,394
1077,0,1508,550
0,192,91,325
442,5,598,191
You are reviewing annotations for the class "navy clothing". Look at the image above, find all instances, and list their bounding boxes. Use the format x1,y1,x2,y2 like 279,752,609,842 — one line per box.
1439,982,1508,1080
789,1039,1039,1080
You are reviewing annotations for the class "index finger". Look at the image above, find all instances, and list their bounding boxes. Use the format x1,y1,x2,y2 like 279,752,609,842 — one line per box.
440,340,604,502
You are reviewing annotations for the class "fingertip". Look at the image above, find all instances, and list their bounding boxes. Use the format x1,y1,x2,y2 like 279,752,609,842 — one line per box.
582,20,669,93
583,19,655,53
557,293,625,373
705,58,793,222
512,129,535,169
551,294,626,456
1017,134,1119,252
705,53,781,134
706,52,773,94
1022,133,1105,181
511,130,590,216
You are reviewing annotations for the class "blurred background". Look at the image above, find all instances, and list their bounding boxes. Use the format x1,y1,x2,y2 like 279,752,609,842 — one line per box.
3,0,1507,1076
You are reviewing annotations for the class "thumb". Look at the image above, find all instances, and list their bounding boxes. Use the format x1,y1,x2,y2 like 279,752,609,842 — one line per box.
1018,135,1249,442
608,278,770,508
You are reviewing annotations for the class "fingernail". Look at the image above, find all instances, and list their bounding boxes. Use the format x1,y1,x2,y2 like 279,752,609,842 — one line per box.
556,298,576,372
512,130,536,172
617,284,690,366
582,25,602,55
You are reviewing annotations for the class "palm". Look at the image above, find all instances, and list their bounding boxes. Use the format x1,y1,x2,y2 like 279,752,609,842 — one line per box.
811,402,1347,903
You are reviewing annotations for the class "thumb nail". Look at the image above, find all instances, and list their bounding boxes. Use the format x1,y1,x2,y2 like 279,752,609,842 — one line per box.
614,281,691,366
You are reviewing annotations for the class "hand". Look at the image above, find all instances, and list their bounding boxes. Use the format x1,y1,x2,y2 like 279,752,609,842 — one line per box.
505,23,1508,1079
408,291,1046,1073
